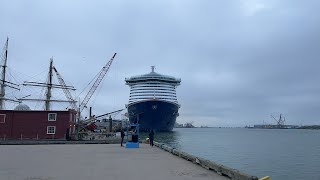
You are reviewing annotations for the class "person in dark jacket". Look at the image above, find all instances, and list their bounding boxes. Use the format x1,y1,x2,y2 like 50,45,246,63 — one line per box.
149,129,154,146
120,129,125,147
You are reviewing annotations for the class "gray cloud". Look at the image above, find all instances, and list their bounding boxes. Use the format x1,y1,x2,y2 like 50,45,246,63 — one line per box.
1,0,320,126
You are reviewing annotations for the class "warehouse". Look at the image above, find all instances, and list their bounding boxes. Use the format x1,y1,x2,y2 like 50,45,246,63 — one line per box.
0,107,77,140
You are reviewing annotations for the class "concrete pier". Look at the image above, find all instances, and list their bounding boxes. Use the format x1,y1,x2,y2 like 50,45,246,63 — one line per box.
0,144,229,180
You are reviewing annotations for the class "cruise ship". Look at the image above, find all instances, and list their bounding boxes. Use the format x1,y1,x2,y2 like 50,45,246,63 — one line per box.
125,66,181,131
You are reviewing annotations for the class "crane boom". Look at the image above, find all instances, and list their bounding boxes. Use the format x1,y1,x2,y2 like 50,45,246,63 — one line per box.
95,109,124,118
79,53,117,113
52,66,77,109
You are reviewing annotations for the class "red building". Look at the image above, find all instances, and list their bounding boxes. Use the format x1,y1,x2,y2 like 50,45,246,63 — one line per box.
0,109,77,140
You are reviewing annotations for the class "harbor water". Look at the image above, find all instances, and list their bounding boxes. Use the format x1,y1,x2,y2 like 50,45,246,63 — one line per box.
146,128,320,180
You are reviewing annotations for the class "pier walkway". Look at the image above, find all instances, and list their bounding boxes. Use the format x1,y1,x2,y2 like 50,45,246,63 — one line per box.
0,144,229,180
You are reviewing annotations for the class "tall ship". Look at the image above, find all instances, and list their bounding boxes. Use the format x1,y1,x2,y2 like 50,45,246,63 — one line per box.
125,66,181,131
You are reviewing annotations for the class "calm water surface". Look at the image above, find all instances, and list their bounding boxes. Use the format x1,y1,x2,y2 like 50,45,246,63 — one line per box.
143,128,320,180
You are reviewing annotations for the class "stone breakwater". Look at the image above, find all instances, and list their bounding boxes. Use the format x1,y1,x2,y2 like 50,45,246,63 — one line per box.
153,141,260,180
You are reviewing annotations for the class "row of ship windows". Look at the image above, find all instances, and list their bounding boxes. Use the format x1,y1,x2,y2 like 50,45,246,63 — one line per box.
130,91,176,95
130,93,177,97
131,85,175,88
129,97,178,101
128,77,179,81
130,91,176,94
130,94,177,98
131,88,175,92
131,83,175,86
131,88,175,91
129,82,175,85
128,81,178,85
131,85,176,89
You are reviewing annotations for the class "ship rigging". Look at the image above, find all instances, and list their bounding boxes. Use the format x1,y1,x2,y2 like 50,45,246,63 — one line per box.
0,37,20,110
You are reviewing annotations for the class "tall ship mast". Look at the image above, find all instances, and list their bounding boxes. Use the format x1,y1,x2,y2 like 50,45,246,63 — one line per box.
20,58,77,111
125,66,181,131
0,37,20,110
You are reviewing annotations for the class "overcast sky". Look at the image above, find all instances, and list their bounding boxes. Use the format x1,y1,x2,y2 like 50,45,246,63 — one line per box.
1,0,320,126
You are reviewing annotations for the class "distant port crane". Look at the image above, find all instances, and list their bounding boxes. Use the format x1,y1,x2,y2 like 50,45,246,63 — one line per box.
271,114,286,127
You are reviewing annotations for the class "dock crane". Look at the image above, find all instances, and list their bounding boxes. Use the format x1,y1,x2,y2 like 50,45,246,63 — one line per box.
81,109,124,132
44,52,116,112
79,53,117,114
271,114,286,128
95,109,124,119
76,53,117,134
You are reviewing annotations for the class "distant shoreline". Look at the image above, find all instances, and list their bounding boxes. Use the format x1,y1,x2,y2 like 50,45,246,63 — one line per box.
175,126,320,130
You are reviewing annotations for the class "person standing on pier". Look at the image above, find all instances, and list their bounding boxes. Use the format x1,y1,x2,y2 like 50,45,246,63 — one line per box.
149,129,154,146
120,129,125,147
